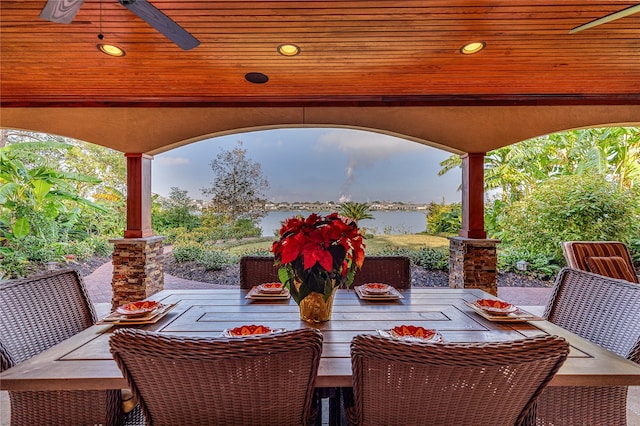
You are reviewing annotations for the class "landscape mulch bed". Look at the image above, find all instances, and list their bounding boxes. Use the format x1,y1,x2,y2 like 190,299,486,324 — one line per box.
162,257,553,288
22,255,553,289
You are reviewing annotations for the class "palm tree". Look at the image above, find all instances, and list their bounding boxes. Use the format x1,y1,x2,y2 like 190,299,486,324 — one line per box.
438,127,640,202
338,202,374,222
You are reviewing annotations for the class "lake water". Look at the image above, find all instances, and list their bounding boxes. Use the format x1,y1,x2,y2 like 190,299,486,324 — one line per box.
258,210,427,237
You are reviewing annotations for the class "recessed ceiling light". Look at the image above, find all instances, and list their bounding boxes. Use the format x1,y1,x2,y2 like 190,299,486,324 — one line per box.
277,44,300,56
97,43,126,57
245,72,269,84
460,41,486,55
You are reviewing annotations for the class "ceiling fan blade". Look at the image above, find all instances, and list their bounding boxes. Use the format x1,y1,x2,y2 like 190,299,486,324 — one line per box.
118,0,200,50
39,0,85,24
570,4,640,34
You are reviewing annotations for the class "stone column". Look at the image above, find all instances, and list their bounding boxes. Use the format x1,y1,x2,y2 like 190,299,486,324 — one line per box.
109,236,165,310
449,236,500,295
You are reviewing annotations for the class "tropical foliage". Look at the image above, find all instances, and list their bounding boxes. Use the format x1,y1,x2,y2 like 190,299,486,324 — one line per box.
498,173,638,262
338,202,374,222
440,127,640,203
438,127,640,273
425,201,461,235
0,134,120,277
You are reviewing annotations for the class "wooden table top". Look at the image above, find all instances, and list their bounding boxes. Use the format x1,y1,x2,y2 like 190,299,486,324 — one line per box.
3,287,640,391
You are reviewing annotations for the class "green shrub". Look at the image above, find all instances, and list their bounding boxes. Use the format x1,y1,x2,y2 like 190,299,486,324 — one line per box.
172,243,236,270
230,218,262,239
414,247,449,270
0,250,30,279
629,239,640,265
497,246,561,279
65,240,95,260
172,244,205,262
426,202,461,235
162,218,263,246
184,227,216,244
163,227,188,244
485,199,508,240
498,174,639,263
165,227,214,245
88,237,112,257
371,245,411,257
13,236,58,262
235,247,272,257
198,250,235,271
367,245,449,271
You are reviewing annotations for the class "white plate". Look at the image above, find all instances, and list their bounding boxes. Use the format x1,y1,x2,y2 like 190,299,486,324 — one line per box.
377,327,442,343
354,285,404,300
473,298,518,315
257,282,284,294
221,325,286,338
362,283,392,294
464,301,544,322
116,301,161,316
98,303,175,325
245,286,291,300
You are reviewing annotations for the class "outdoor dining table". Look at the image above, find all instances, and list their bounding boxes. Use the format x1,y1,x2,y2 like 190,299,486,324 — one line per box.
2,287,640,392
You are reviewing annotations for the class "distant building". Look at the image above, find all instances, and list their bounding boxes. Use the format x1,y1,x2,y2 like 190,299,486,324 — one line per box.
265,201,429,211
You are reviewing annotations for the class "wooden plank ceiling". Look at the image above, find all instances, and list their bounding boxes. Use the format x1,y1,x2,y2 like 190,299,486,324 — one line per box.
1,0,639,106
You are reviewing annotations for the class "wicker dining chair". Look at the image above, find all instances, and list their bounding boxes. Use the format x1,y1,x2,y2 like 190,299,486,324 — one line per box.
351,255,412,289
239,255,412,289
0,268,128,426
239,255,282,289
346,334,569,426
109,327,323,426
239,254,411,423
536,267,640,426
561,240,638,283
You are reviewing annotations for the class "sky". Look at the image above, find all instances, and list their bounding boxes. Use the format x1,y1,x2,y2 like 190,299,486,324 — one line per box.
152,128,462,204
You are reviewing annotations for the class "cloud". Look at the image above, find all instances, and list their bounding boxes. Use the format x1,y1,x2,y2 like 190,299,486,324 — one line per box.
155,156,190,166
315,129,424,199
315,129,422,166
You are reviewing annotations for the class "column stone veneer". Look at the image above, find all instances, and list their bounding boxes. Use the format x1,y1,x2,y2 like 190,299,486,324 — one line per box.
449,236,499,295
109,236,165,310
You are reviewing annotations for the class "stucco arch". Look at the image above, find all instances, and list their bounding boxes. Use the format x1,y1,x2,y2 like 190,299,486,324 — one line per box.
1,105,638,156
155,124,450,156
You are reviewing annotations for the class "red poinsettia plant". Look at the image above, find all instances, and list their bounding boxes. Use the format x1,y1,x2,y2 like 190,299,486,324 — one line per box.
271,212,365,304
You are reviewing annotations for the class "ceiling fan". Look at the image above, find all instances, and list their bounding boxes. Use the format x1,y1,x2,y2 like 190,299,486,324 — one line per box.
39,0,200,50
570,3,640,33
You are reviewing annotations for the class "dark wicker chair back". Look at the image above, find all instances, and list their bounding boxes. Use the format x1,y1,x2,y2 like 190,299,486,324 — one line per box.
0,269,97,363
110,327,323,426
537,267,640,425
239,255,411,289
239,255,281,289
0,268,124,426
351,256,411,289
347,334,569,426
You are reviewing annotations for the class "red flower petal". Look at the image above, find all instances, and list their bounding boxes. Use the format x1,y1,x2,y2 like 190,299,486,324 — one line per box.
281,238,302,264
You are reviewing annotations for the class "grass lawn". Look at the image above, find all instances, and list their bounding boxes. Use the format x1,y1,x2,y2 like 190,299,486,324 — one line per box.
223,233,450,255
